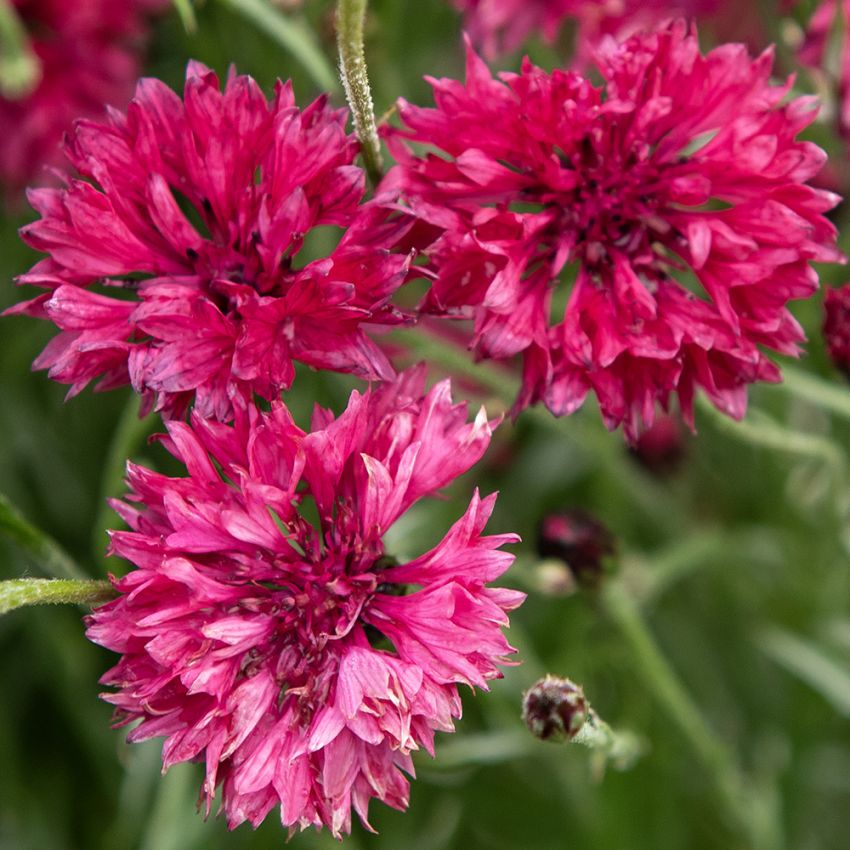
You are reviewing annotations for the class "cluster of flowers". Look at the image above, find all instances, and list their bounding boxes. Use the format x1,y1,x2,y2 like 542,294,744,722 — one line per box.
9,60,526,836
4,1,844,837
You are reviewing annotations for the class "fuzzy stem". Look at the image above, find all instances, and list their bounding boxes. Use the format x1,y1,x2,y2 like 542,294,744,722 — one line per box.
217,0,339,93
572,708,644,777
0,0,40,98
0,490,86,579
0,578,115,615
335,0,383,184
600,581,764,847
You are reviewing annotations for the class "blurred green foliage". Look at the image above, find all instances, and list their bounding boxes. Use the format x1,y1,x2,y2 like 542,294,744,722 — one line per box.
1,1,849,848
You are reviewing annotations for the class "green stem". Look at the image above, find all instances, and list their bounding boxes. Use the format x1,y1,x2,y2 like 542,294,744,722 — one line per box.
0,578,115,615
0,490,86,579
335,0,383,184
217,0,339,94
776,365,850,422
0,0,40,98
696,395,845,470
600,581,762,847
91,397,156,567
630,529,727,606
572,709,644,776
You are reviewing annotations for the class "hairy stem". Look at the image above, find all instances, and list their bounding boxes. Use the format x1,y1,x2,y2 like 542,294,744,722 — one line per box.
336,0,383,184
0,578,115,616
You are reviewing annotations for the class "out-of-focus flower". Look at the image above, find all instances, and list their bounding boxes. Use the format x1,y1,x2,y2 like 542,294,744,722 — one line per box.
385,23,843,439
823,285,850,374
8,62,412,420
450,0,721,61
0,0,164,199
537,509,615,587
794,0,850,143
86,368,524,837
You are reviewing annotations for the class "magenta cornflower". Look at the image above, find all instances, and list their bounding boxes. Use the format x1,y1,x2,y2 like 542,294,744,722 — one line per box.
8,62,411,420
384,23,843,439
451,0,720,60
86,368,523,836
0,0,163,198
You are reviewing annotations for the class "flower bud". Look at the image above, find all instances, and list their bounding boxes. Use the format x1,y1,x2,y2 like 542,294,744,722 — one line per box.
522,676,589,743
629,414,685,475
824,286,850,377
533,558,577,597
536,509,615,588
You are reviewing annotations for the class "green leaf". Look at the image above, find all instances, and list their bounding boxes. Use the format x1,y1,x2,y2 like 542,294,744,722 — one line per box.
0,490,86,579
758,627,850,717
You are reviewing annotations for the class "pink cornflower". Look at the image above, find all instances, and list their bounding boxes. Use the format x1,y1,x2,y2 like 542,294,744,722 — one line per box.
0,0,163,198
8,63,411,420
384,23,843,439
451,0,720,61
86,368,523,836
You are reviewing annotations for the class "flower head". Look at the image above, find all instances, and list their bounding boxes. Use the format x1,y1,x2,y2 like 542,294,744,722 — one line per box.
86,368,523,836
0,0,163,198
385,23,843,439
9,62,411,420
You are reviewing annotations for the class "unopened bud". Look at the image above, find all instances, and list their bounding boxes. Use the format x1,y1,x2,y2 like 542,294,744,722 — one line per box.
534,558,577,597
522,675,589,743
629,413,686,475
537,509,615,588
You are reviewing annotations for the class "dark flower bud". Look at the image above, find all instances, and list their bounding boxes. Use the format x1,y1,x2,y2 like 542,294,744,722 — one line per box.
522,676,589,743
536,509,615,588
824,286,850,377
629,413,686,475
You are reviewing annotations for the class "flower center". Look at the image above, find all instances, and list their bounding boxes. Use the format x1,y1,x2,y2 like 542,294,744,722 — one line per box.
241,549,398,718
557,137,675,274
